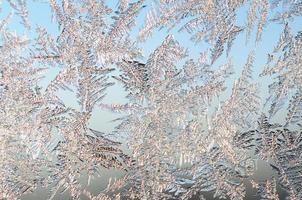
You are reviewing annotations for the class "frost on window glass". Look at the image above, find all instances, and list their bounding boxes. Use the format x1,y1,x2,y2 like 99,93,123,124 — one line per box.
0,0,301,200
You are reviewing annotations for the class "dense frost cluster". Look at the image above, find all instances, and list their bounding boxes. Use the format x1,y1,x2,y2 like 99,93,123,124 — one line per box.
0,0,301,199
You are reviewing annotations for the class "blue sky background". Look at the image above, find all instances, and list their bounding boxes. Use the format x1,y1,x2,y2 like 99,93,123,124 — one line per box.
1,0,301,129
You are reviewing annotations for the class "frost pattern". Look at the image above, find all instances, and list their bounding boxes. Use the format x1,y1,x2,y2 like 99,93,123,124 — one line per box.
0,0,301,200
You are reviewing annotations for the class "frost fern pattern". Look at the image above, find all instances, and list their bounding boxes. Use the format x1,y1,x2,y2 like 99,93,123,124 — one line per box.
0,0,302,200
